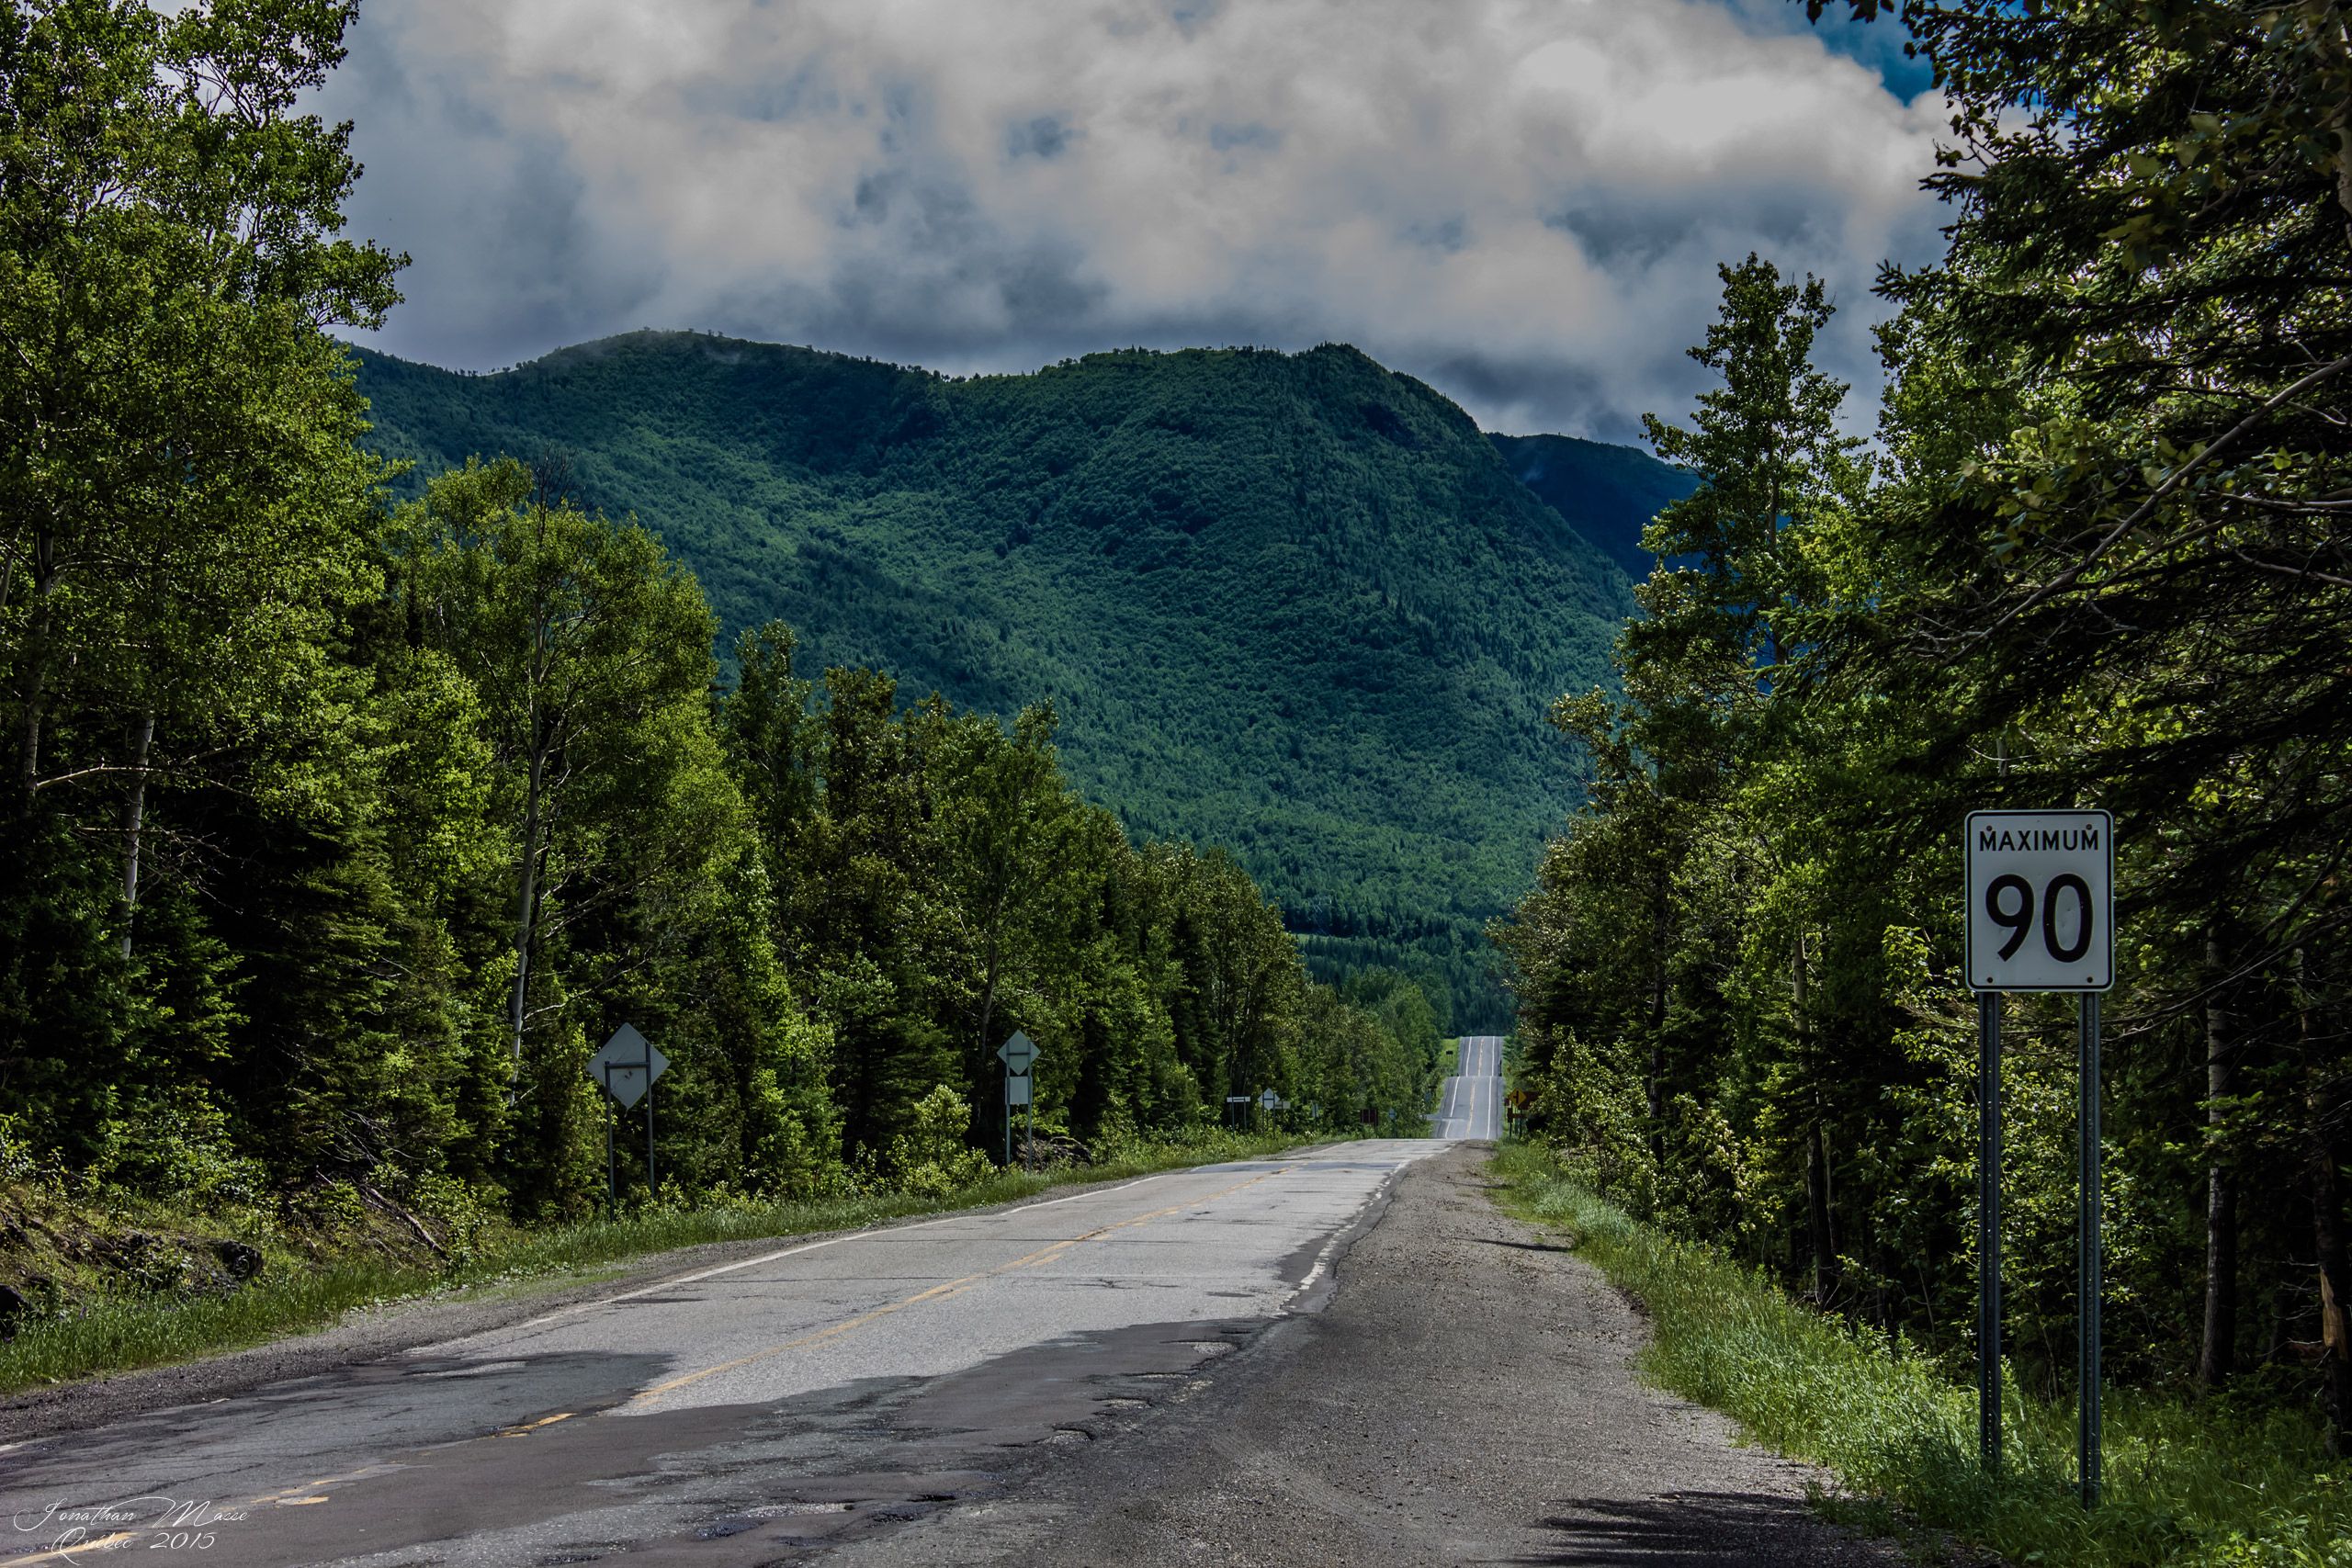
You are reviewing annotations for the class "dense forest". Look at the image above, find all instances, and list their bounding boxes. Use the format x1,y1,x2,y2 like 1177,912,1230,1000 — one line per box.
0,0,1442,1225
350,335,1683,1025
1502,0,2352,1447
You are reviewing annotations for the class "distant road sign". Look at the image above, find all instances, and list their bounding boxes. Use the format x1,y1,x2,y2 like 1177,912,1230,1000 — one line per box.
1965,810,2114,992
1006,1076,1033,1106
588,1023,667,1109
997,1031,1038,1075
1260,1089,1279,1111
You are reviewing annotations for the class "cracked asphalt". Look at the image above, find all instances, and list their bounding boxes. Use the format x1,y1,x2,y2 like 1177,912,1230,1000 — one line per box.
0,1140,1897,1566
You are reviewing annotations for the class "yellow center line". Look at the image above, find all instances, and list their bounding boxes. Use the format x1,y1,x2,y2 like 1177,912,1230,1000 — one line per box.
0,1532,138,1566
626,1162,1298,1409
0,1160,1307,1568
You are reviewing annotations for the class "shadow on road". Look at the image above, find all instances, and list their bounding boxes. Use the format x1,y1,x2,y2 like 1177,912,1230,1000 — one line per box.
1473,1236,1578,1255
1527,1490,1862,1565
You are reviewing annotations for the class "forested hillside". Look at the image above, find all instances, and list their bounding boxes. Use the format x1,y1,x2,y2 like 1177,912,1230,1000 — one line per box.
354,338,1657,1024
1505,0,2352,1464
0,2,1441,1249
1488,433,1699,581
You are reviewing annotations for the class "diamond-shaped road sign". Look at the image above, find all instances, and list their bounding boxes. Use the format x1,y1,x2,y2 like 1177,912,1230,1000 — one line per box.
997,1031,1038,1076
1260,1089,1279,1111
588,1022,668,1109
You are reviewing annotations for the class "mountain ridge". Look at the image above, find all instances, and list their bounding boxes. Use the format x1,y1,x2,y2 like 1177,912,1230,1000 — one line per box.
351,331,1682,1022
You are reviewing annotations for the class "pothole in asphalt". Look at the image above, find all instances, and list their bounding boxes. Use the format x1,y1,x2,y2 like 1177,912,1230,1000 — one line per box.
417,1359,527,1379
745,1502,854,1517
1101,1396,1149,1409
1182,1341,1235,1357
1044,1427,1093,1445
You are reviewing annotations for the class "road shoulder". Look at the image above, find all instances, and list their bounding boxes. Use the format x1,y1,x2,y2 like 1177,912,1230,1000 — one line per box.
835,1140,1899,1566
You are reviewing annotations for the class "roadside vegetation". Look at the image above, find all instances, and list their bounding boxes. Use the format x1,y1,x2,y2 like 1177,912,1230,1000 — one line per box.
0,0,1445,1368
356,334,1657,1028
1497,0,2352,1510
0,1124,1313,1396
1493,1141,2351,1567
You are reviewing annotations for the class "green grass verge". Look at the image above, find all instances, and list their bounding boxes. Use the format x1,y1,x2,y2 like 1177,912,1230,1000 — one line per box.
1439,1038,1461,1077
0,1130,1318,1397
1488,1140,2352,1568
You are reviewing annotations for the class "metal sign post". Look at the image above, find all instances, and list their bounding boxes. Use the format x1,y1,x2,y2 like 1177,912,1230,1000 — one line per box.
587,1024,669,1212
998,1032,1039,1170
1964,810,2113,1505
2078,990,2102,1505
1977,990,2002,1467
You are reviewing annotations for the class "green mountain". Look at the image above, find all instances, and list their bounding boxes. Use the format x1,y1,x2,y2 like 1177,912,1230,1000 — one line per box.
352,332,1668,1025
1489,432,1698,581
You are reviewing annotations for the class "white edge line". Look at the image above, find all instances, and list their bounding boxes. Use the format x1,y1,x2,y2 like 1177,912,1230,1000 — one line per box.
512,1169,1186,1329
1284,1147,1431,1304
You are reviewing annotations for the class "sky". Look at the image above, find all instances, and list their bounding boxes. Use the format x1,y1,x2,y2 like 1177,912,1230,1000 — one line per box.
322,0,1952,443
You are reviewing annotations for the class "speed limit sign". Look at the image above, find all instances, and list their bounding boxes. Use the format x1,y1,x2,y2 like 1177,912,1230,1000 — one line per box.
1965,810,2113,991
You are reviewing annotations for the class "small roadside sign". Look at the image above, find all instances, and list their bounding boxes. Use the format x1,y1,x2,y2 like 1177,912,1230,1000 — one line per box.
1260,1089,1279,1111
1965,810,2114,992
1007,1076,1033,1106
588,1023,667,1109
997,1031,1038,1075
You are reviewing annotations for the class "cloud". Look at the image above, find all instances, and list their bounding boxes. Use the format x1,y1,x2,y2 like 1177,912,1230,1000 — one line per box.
320,0,1947,440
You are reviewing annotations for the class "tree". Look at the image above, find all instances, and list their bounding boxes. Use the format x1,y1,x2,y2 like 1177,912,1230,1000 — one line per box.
390,459,735,1211
0,0,401,1140
1815,0,2352,1435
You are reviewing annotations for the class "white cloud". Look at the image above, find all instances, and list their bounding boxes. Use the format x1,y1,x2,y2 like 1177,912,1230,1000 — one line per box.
322,0,1946,438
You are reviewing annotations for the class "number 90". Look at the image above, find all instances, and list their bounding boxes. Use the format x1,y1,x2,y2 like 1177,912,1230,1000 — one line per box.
1984,873,2094,963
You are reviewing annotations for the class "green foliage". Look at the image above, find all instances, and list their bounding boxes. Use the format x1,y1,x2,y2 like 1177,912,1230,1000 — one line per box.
1503,6,2352,1539
1494,1142,2352,1568
351,336,1681,1028
885,1085,995,1199
1490,432,1702,581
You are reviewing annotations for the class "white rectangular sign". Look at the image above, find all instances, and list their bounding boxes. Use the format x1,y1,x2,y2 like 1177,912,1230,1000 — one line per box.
1964,810,2114,993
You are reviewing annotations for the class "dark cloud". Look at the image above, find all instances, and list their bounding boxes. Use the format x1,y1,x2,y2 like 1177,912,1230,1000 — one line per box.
321,0,1947,434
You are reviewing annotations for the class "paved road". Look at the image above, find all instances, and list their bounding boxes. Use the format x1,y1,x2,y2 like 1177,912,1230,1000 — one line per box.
0,1142,1443,1567
1431,1032,1503,1139
801,1145,1899,1567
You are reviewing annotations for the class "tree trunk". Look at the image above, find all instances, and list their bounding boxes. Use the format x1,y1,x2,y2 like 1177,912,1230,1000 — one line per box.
1807,1119,1838,1305
2200,926,2238,1388
1795,930,1835,1303
14,538,57,814
509,739,547,1061
977,935,1003,1158
2303,948,2352,1451
1646,863,1668,1167
119,712,155,959
2316,1127,2351,1454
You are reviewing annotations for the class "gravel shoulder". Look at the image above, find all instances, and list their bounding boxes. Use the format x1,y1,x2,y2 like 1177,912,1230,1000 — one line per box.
835,1140,1900,1567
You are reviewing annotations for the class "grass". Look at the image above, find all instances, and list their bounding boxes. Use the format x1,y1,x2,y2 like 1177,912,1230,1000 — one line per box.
0,1128,1317,1397
1488,1140,2352,1568
1439,1037,1461,1077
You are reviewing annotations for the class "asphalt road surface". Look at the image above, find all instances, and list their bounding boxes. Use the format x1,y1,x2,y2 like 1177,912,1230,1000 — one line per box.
1432,1033,1503,1140
0,1145,1441,1566
0,1139,1893,1567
